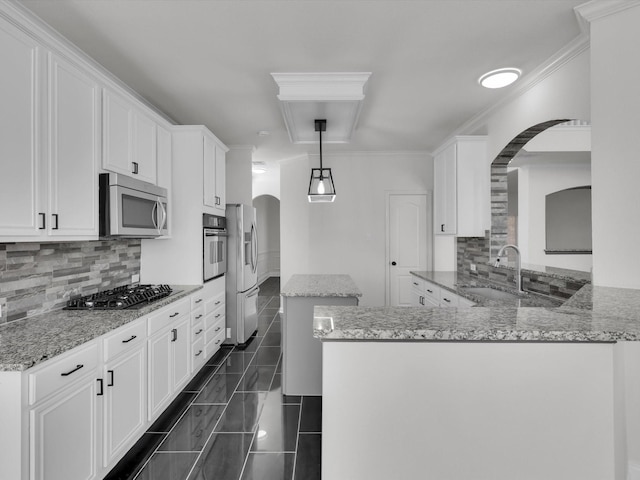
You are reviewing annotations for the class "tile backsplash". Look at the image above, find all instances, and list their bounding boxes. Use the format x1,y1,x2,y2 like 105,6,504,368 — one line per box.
457,232,589,300
0,240,141,324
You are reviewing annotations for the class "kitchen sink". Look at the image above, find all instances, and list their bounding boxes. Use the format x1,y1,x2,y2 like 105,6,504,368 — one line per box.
459,286,523,301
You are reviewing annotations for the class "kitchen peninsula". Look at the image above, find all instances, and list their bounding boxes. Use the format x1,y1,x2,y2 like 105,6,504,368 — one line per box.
315,279,640,480
281,274,361,395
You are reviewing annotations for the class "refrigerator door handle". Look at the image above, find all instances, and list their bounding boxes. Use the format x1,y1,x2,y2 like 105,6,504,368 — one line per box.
251,222,258,274
246,286,260,298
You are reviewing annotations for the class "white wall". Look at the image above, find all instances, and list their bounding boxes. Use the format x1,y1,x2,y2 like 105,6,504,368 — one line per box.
280,152,431,306
252,163,281,200
253,194,280,284
517,158,592,271
590,5,640,289
225,146,254,206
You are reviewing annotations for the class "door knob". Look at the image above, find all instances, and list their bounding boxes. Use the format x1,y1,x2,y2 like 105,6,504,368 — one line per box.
391,261,397,266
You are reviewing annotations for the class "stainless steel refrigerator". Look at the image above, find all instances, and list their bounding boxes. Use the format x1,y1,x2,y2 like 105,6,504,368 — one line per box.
225,204,259,345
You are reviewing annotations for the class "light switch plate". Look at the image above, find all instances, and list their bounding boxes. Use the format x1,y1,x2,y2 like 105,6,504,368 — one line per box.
470,263,477,272
226,327,231,338
132,273,140,283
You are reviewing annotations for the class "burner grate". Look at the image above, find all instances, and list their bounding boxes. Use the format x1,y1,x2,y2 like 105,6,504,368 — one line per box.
65,284,173,310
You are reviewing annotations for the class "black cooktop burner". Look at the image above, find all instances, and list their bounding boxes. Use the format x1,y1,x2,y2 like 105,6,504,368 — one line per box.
65,284,173,310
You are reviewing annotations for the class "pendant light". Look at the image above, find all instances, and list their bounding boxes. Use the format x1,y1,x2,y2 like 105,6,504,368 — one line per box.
308,119,336,203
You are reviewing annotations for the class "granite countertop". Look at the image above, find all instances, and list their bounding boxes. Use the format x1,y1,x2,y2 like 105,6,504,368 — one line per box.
313,273,640,343
410,271,563,308
0,285,202,372
281,274,362,298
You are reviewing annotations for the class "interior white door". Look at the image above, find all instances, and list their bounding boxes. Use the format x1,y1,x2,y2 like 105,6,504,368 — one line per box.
388,194,429,306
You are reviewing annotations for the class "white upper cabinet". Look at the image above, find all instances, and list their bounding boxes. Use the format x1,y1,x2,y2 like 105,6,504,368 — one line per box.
0,18,41,236
0,17,99,240
103,88,157,185
203,134,226,213
434,136,489,237
47,53,100,238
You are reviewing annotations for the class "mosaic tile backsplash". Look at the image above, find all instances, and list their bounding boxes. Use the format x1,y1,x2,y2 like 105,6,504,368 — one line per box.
0,240,141,324
457,232,589,300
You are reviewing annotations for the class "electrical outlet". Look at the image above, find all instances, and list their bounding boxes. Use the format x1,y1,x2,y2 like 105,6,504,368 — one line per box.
132,273,140,283
226,327,231,338
470,263,477,272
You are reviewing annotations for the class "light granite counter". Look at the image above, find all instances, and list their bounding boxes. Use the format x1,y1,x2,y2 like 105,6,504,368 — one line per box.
281,274,362,298
0,285,202,371
314,280,640,343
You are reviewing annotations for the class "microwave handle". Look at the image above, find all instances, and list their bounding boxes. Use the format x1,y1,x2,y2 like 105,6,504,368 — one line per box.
158,200,167,232
151,201,159,232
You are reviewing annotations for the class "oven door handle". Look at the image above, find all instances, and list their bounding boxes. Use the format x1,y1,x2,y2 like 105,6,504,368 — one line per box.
205,232,228,237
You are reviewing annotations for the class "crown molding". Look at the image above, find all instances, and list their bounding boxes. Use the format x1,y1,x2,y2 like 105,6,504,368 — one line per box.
575,0,640,25
439,32,590,153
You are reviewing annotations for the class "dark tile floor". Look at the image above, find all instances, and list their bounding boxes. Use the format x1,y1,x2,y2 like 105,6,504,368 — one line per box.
105,277,322,480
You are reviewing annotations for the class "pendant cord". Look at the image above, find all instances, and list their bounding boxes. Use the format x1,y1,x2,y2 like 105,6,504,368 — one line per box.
319,127,323,170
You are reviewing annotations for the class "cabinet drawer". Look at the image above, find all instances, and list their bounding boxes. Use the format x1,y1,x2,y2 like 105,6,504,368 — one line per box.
423,281,440,304
458,296,476,308
206,329,225,358
191,306,205,326
104,320,147,361
192,320,205,343
192,337,206,372
29,342,99,405
439,289,459,307
205,291,224,315
148,298,190,335
204,308,224,331
191,290,206,310
205,315,225,344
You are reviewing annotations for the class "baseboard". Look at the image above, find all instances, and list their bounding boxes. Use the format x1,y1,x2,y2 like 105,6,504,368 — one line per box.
629,462,640,480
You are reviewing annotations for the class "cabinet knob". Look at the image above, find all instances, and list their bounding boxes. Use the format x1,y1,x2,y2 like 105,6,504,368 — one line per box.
391,261,397,266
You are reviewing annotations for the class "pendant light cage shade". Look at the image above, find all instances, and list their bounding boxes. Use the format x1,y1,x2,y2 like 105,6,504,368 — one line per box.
308,167,336,202
308,118,336,202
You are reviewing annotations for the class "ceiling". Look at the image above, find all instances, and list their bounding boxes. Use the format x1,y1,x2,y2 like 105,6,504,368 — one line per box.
19,0,586,173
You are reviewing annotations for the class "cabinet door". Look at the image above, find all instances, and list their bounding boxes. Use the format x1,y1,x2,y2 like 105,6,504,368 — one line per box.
172,317,191,391
102,89,132,176
132,111,157,184
214,144,226,212
103,346,146,467
30,378,99,480
434,143,457,235
0,20,42,236
48,54,99,238
148,329,172,420
203,135,216,207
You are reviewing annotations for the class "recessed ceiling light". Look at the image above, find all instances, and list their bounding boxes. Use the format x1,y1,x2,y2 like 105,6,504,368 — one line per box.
478,68,522,89
252,162,267,174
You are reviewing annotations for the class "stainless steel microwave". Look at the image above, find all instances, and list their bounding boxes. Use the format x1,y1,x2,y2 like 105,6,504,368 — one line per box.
99,173,168,238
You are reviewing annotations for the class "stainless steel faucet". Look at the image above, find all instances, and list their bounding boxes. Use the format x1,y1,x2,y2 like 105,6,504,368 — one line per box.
494,244,524,293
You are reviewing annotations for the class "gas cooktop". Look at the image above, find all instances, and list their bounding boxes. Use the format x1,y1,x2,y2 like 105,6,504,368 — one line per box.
65,284,173,310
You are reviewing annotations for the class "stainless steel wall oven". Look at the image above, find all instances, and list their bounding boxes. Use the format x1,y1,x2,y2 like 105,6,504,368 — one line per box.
203,213,227,282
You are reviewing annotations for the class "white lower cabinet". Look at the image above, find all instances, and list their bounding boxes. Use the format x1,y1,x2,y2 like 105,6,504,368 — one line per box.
148,312,190,420
30,371,100,480
103,345,146,467
411,275,475,308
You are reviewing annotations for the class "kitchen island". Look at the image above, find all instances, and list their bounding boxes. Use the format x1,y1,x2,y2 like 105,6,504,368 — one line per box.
314,282,640,480
281,274,361,395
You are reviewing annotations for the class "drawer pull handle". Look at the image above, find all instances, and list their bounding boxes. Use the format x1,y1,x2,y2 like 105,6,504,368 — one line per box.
215,326,221,332
195,349,203,357
122,335,137,343
215,339,221,345
170,312,179,318
61,364,84,377
215,301,221,305
427,289,433,293
195,328,203,335
97,378,104,396
195,314,203,320
413,282,419,286
195,299,203,304
171,328,178,342
443,298,451,303
215,314,221,319
107,370,114,387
